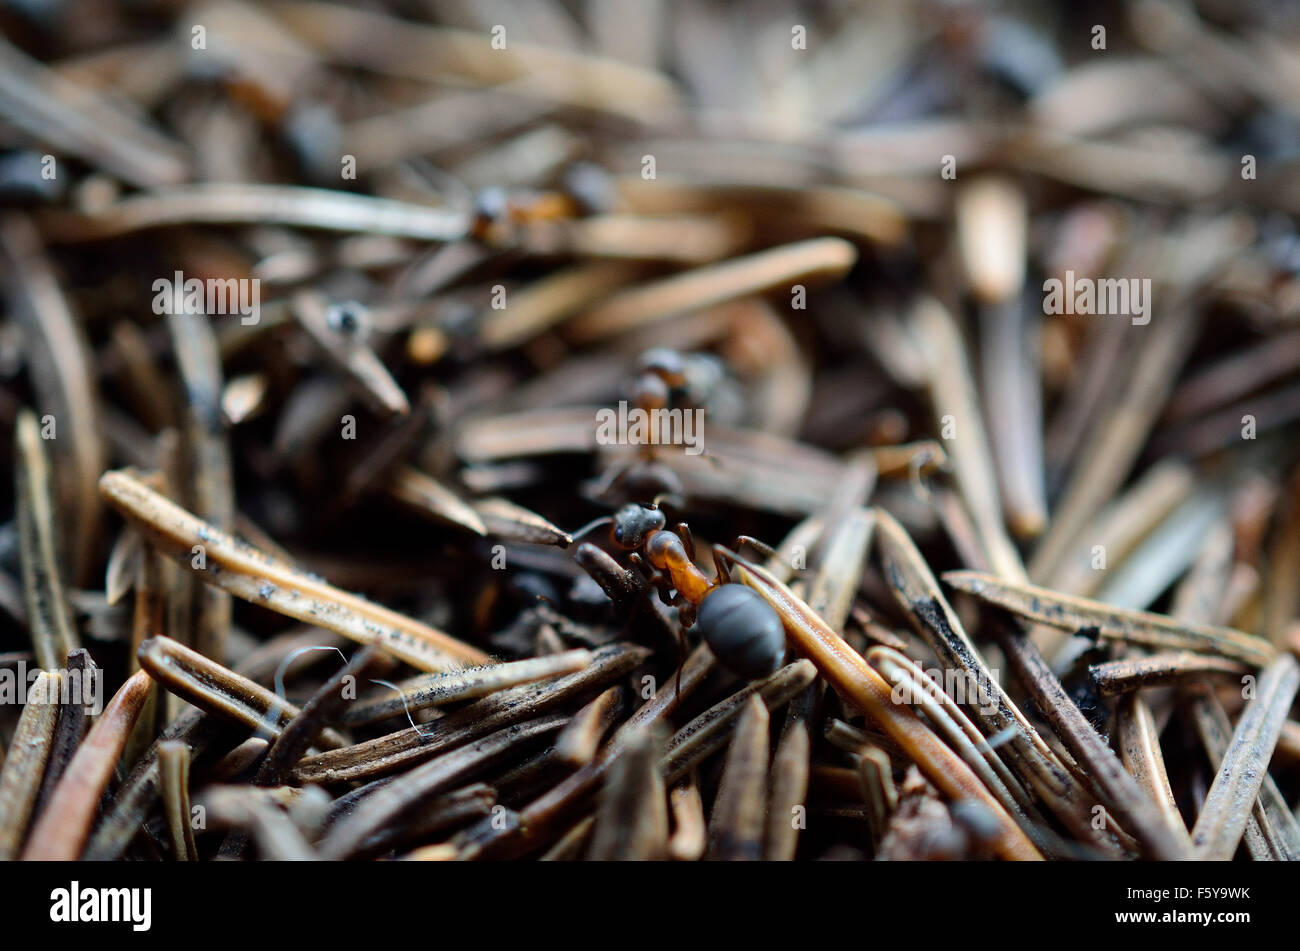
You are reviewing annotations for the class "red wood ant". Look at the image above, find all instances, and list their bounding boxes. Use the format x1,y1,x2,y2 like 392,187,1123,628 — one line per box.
574,502,787,681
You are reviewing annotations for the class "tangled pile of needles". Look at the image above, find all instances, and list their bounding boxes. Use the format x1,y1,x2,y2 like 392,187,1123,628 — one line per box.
0,0,1299,862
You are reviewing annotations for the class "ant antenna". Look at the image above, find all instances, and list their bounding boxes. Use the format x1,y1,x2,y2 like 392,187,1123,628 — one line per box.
569,515,614,543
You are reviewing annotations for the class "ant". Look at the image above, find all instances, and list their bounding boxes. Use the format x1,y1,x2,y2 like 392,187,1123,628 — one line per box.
573,501,787,682
469,162,616,246
587,346,729,504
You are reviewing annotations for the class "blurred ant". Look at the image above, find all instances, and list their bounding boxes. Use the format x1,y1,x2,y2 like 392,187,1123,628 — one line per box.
469,162,616,245
588,347,728,504
572,502,787,683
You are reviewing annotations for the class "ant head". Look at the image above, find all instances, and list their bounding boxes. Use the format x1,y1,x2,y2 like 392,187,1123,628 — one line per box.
611,502,666,549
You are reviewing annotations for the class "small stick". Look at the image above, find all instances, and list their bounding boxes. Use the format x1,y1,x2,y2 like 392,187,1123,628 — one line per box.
0,671,60,859
14,409,79,669
866,647,1044,833
956,178,1046,538
319,714,569,860
42,183,468,242
1182,685,1298,861
342,649,592,726
506,645,716,856
615,179,907,246
0,217,103,586
588,726,669,860
137,636,341,744
474,497,573,547
909,296,1026,581
764,721,810,861
257,647,383,785
989,618,1190,860
555,685,623,767
99,469,490,670
857,745,898,845
157,741,198,861
731,556,1042,861
0,34,188,187
1092,652,1250,697
386,466,487,537
945,570,1275,666
1116,694,1192,851
706,695,770,861
23,669,154,860
296,643,648,783
875,510,1108,853
564,237,857,343
479,261,647,349
166,313,234,664
1191,654,1300,860
33,650,95,809
668,778,708,861
662,662,816,784
515,214,746,263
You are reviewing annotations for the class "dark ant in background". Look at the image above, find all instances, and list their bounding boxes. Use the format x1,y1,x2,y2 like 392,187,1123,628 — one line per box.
469,161,617,245
587,346,734,505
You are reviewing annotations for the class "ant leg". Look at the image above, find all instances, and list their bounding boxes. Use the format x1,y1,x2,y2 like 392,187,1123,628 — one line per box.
675,598,698,628
669,625,687,713
657,593,693,713
674,522,696,561
711,544,733,584
631,554,676,606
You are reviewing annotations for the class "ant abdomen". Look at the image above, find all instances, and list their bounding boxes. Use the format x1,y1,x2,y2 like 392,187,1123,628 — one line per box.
696,583,787,680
